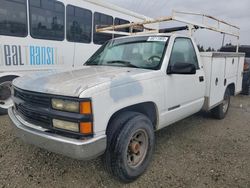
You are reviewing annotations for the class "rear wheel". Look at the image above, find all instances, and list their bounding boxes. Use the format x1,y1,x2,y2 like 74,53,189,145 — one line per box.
0,76,17,115
211,88,231,119
104,112,155,182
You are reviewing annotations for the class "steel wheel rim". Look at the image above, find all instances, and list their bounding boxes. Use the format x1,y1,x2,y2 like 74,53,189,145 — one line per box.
0,81,13,109
126,129,149,168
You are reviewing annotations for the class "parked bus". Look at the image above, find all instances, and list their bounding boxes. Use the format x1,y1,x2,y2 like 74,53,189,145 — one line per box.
0,0,152,114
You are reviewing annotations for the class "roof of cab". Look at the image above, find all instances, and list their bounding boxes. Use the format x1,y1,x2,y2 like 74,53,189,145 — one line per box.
111,33,190,40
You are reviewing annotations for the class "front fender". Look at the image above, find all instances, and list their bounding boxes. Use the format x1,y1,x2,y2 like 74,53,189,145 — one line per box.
79,76,165,136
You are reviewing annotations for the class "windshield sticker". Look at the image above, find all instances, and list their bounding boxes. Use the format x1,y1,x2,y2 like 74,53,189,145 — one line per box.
147,37,168,42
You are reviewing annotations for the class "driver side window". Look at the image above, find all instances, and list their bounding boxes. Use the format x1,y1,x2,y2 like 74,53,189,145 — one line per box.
169,38,199,69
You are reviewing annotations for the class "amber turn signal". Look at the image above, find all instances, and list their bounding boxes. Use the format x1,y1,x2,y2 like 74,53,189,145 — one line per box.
80,101,92,114
80,122,93,134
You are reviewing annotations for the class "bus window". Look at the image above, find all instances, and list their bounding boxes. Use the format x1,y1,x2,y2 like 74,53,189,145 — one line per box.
114,18,130,38
133,27,144,33
29,0,65,41
66,5,92,43
93,12,113,45
0,0,27,37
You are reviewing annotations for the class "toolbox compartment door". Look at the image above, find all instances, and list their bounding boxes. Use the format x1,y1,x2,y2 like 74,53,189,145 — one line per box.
209,57,226,107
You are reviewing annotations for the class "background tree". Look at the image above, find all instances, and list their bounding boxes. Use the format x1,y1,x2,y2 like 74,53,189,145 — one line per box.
197,44,205,52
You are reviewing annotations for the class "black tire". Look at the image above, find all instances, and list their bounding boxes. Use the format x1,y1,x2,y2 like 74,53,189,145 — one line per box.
103,112,155,182
211,88,231,120
0,76,17,115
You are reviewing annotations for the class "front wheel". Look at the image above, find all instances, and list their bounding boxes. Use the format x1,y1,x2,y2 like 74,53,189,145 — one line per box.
104,112,155,182
211,88,231,119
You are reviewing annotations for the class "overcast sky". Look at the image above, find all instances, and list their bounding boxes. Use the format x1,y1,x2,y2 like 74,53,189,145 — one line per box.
106,0,250,50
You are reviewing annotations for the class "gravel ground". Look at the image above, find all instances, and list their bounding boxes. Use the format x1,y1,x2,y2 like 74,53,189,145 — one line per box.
0,95,250,188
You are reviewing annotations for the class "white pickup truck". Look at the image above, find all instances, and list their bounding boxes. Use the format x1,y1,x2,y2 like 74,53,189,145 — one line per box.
8,34,244,182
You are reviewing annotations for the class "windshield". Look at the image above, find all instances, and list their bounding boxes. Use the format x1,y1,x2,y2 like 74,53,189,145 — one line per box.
85,36,168,70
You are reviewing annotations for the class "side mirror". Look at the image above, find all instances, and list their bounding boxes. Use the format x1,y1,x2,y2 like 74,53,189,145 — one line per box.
167,62,196,75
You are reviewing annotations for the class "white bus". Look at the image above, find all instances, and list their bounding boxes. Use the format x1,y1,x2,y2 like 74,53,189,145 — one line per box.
0,0,151,114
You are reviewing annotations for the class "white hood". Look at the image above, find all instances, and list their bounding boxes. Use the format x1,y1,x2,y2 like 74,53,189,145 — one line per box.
13,66,152,97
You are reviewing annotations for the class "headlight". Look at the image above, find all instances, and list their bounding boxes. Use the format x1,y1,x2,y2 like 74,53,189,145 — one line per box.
51,98,93,135
52,119,93,134
52,99,79,113
53,119,79,132
51,99,92,114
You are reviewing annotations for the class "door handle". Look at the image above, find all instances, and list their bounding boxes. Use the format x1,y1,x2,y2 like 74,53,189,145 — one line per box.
199,76,204,82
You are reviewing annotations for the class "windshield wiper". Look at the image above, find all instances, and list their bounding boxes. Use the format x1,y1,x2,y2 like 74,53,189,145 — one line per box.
85,59,101,66
85,62,98,66
106,60,139,68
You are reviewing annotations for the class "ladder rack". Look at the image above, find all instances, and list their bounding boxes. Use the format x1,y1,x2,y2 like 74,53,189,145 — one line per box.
96,10,240,51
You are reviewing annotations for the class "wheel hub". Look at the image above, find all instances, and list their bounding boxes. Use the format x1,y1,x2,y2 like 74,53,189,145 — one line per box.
130,142,140,154
0,86,12,101
127,129,149,168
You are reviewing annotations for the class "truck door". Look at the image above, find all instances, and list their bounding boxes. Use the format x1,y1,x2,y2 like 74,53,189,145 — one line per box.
163,37,206,125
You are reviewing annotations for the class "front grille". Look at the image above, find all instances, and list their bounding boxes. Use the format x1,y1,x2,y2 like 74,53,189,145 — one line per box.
14,88,51,107
14,88,51,128
13,87,92,139
16,104,51,128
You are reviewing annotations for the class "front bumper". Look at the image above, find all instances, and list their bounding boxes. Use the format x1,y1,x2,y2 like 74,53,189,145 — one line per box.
8,107,107,160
